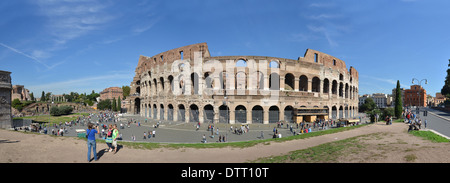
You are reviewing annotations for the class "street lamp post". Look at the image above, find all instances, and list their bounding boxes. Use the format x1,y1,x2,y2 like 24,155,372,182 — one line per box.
412,78,427,108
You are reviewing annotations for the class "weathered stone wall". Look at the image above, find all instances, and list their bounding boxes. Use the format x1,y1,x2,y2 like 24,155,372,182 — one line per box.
0,70,12,128
127,43,359,124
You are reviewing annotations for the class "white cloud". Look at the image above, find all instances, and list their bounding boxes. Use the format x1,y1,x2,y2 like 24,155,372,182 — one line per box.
309,3,335,8
34,0,115,46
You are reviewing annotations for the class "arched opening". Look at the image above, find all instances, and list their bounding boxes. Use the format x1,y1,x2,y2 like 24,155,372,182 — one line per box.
235,105,247,123
257,71,264,89
153,79,158,93
332,80,338,95
134,98,140,115
235,71,247,90
284,73,295,90
204,72,212,89
191,73,199,95
168,75,174,93
168,104,174,121
203,104,214,123
269,60,279,68
312,77,320,93
178,104,185,122
236,59,247,67
339,106,343,119
189,104,199,122
160,104,165,120
269,106,279,123
219,105,229,123
323,78,329,94
269,72,280,90
153,104,157,119
332,106,337,119
345,83,349,98
160,77,164,91
345,106,349,118
299,75,308,91
339,82,344,97
284,105,294,123
251,105,263,123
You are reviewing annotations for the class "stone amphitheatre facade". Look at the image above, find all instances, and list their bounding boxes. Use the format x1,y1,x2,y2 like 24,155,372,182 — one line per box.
126,43,359,124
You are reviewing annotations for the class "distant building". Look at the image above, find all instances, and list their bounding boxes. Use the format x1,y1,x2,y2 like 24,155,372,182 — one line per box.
359,94,371,106
435,93,446,106
372,93,389,108
359,93,391,109
11,85,30,101
100,87,123,101
404,85,427,107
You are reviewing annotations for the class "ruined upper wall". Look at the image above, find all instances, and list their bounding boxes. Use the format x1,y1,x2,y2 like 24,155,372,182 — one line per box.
135,43,210,75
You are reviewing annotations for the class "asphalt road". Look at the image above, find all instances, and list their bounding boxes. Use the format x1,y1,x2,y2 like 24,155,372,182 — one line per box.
414,107,450,138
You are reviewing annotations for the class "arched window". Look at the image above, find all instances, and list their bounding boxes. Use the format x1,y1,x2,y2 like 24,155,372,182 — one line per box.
312,77,320,93
236,59,247,67
284,73,295,90
269,72,280,90
323,78,329,93
299,75,308,91
269,60,279,68
235,71,247,90
332,80,338,94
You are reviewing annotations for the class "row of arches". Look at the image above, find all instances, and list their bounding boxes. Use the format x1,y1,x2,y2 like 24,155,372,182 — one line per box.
138,71,358,99
139,101,358,124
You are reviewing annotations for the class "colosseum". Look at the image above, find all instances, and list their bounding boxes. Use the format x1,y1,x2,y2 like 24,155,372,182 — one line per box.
126,43,359,124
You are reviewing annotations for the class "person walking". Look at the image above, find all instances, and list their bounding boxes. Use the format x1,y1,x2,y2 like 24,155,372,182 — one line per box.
112,124,119,154
86,123,100,162
424,119,428,128
105,125,113,152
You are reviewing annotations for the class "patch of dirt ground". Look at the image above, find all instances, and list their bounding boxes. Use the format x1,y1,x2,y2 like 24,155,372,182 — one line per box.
1,122,450,163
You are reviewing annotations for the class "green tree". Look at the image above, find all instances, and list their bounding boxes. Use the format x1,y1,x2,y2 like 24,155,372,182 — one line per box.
30,92,35,101
395,80,403,118
11,98,23,111
360,97,376,112
117,97,121,113
441,59,450,97
40,91,45,102
122,85,130,99
112,97,117,112
97,99,112,110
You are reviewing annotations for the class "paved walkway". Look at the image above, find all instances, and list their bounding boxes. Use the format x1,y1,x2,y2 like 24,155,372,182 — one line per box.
41,113,368,143
0,121,407,163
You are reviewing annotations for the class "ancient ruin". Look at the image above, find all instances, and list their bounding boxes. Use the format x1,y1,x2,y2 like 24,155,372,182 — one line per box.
0,70,12,128
127,43,359,124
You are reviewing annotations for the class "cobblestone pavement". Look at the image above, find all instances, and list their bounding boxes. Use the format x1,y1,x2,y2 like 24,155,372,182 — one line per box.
43,113,367,143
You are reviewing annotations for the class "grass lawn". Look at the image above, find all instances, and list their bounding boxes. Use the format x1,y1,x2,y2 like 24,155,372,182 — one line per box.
409,130,450,143
119,124,368,150
13,113,89,125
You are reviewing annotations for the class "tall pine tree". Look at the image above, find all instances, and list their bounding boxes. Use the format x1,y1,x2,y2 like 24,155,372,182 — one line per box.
112,97,117,112
40,91,45,102
395,80,403,118
441,59,450,97
117,97,121,113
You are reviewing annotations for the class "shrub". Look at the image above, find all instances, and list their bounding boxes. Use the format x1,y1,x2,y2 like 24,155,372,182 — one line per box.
50,105,73,116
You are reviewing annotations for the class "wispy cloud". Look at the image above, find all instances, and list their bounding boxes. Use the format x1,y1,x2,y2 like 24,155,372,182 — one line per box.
34,0,115,46
132,15,161,34
360,74,409,88
309,3,335,8
0,42,64,70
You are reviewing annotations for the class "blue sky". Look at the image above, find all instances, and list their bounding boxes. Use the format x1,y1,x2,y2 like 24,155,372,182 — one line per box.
0,0,449,97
